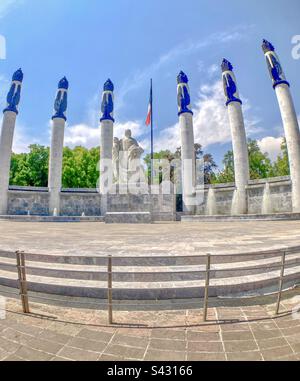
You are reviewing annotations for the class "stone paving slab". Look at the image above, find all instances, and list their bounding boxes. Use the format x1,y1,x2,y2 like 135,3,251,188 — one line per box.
1,220,300,256
0,295,299,361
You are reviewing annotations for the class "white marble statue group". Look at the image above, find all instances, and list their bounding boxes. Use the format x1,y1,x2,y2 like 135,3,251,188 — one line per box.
112,129,145,184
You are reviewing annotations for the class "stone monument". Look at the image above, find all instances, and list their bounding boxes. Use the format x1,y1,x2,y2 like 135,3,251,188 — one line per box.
177,71,196,214
0,39,298,221
48,77,69,216
221,59,249,214
262,39,300,212
0,69,23,215
100,79,115,214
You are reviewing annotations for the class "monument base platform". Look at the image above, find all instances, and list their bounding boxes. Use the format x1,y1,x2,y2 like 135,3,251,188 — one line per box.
105,212,152,224
0,215,104,222
181,212,300,222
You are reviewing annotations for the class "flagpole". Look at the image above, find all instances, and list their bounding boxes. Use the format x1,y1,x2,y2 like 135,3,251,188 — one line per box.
150,79,154,185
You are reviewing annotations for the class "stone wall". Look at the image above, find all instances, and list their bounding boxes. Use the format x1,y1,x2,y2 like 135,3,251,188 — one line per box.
247,177,292,214
8,188,49,216
6,177,293,217
7,185,177,219
7,187,101,216
196,176,292,215
60,191,101,216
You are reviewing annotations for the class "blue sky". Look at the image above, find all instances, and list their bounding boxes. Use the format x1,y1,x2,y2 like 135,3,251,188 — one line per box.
0,0,300,168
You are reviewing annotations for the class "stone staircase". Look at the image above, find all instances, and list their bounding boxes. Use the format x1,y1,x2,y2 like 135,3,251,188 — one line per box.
0,248,299,300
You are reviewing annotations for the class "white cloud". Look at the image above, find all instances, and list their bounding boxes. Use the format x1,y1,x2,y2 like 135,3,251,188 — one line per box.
256,116,300,161
12,123,41,153
155,80,260,152
257,136,283,161
64,124,99,148
64,120,143,149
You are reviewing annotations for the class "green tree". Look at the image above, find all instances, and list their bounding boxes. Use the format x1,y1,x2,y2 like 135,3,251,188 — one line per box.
213,139,274,183
248,139,273,179
272,138,289,176
10,144,49,187
212,150,235,183
203,153,218,184
62,146,100,188
10,145,100,189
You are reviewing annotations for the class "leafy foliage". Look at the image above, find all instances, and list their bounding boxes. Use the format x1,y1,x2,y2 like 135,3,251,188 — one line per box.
62,146,100,188
213,139,283,183
10,145,100,189
9,138,290,188
10,144,49,187
272,138,290,176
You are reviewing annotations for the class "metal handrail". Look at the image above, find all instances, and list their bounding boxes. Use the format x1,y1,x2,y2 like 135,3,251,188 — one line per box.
0,247,298,324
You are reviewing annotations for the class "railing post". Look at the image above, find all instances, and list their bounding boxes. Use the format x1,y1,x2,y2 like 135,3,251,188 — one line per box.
275,251,286,315
203,254,211,322
16,251,30,314
107,255,113,324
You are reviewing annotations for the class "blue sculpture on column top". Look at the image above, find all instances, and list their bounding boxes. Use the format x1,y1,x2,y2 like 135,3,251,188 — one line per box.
3,68,23,114
100,79,115,122
52,77,68,121
262,39,290,89
221,59,242,106
177,71,193,116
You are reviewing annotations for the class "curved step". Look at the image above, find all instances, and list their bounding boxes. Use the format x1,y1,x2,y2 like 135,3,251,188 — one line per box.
0,254,299,282
0,265,299,299
0,246,297,266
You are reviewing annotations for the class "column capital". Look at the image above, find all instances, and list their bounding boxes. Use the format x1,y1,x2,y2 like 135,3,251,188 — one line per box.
100,79,115,122
221,59,242,106
262,39,290,89
177,71,193,116
3,68,23,115
52,77,68,121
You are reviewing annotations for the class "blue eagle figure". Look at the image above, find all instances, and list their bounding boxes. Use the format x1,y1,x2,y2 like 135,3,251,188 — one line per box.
101,79,114,121
224,73,239,104
6,83,21,113
53,90,68,120
269,55,283,83
178,85,191,113
3,68,23,114
262,39,289,88
101,93,114,119
52,77,68,120
177,71,192,115
221,59,241,105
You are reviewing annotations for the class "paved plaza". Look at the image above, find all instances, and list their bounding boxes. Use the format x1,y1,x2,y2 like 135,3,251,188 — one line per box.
0,220,299,361
1,220,300,256
0,293,299,361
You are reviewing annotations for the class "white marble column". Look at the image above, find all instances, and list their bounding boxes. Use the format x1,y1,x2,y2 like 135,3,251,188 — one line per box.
262,40,300,212
222,59,249,214
48,78,68,216
0,69,23,215
100,80,114,214
177,71,196,214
